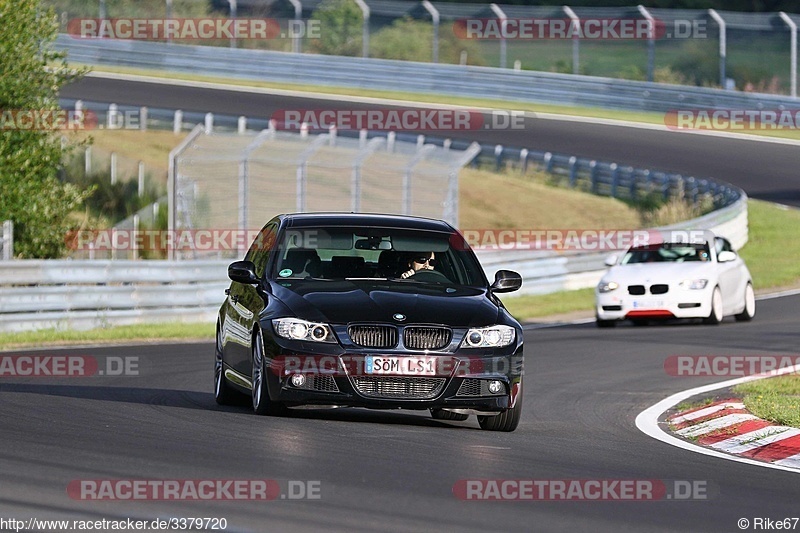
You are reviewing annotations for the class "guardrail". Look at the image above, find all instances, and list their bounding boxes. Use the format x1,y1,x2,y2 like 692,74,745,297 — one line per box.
56,36,799,113
0,191,746,331
0,260,226,333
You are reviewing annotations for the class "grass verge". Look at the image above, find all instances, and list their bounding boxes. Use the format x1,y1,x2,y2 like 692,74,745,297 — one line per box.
738,200,800,289
502,289,595,320
674,397,716,414
0,322,214,351
733,375,800,428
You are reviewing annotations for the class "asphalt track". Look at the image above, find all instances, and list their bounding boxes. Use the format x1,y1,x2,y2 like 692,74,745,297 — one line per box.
61,75,800,206
2,295,799,532
1,75,792,531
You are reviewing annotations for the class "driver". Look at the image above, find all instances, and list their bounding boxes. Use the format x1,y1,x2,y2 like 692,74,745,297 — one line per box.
400,252,436,279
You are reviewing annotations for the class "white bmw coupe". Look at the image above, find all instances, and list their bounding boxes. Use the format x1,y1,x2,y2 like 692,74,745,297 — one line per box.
595,233,755,327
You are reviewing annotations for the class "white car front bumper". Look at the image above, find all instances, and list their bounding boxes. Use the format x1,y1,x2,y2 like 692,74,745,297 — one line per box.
596,285,713,321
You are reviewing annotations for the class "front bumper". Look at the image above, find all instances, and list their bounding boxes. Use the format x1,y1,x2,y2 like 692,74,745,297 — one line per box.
255,344,523,412
272,373,517,412
595,287,712,321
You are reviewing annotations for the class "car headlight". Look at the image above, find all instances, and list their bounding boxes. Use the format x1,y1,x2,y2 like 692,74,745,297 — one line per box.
679,279,708,290
598,281,619,293
461,325,515,348
272,318,336,343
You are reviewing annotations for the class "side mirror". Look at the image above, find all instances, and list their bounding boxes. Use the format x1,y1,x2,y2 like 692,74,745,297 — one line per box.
228,260,259,284
604,254,618,267
490,270,522,293
717,251,737,263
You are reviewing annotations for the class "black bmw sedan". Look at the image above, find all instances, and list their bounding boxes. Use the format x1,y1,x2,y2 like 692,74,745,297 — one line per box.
215,213,524,431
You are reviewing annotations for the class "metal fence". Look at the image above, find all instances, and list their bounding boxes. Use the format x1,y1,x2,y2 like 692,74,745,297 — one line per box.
165,125,479,259
49,2,800,95
56,37,800,114
53,100,744,259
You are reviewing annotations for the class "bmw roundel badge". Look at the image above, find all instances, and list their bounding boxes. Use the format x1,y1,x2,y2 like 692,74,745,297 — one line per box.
392,313,406,322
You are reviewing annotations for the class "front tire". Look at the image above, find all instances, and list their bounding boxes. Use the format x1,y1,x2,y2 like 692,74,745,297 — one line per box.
596,318,616,328
735,283,756,322
478,383,522,432
214,325,237,405
703,287,723,325
251,329,286,416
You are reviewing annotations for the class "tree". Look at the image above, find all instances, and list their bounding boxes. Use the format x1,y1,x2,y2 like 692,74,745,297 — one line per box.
0,0,90,258
371,18,487,66
308,0,363,57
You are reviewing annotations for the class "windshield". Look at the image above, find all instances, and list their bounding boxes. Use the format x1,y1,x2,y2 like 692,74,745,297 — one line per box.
271,226,486,286
621,242,711,264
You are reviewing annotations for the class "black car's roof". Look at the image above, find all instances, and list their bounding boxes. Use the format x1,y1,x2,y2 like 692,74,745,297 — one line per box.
279,213,456,233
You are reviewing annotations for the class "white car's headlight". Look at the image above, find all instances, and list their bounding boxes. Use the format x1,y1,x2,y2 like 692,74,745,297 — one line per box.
598,281,619,293
679,279,708,290
272,318,336,343
461,325,515,348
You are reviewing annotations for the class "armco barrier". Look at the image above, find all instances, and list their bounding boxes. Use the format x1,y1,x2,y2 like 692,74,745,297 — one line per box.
56,36,800,113
0,260,227,333
0,193,746,332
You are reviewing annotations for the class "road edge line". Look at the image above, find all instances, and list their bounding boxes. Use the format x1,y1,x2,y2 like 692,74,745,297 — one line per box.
635,363,800,474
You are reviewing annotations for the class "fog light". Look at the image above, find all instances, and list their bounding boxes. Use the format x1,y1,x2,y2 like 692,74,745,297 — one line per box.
290,374,306,387
487,380,503,394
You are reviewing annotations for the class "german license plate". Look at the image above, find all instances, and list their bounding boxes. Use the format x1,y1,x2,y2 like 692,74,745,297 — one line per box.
365,356,436,376
632,299,665,309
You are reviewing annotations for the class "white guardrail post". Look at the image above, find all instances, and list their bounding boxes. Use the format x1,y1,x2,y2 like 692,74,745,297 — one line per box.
2,220,13,260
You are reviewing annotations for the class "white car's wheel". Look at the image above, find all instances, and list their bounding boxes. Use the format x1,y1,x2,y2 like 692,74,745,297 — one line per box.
703,287,723,325
735,283,756,322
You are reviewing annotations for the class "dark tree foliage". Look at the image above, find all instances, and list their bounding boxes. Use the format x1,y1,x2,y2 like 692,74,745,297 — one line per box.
0,0,90,258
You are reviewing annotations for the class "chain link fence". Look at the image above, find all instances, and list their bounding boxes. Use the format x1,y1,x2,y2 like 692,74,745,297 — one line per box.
48,1,800,95
168,125,479,259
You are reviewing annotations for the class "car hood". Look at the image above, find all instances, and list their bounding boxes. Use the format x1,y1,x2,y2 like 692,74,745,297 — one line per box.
603,262,715,284
269,279,500,327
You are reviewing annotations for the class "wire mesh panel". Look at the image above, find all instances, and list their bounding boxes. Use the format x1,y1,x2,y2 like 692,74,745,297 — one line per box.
171,129,479,259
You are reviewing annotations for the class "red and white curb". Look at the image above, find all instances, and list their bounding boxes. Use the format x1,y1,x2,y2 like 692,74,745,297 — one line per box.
668,400,800,469
636,363,800,474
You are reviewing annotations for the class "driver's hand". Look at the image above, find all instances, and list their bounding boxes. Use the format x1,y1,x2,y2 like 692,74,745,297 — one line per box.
400,269,415,279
